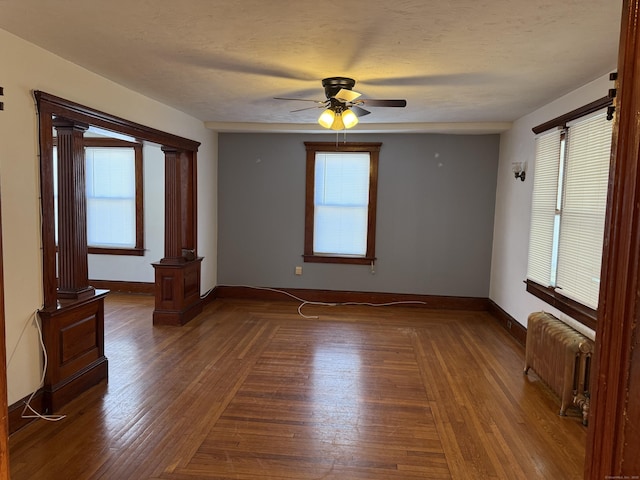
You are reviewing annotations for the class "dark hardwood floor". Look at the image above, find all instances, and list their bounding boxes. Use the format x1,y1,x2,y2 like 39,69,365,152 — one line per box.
8,293,587,479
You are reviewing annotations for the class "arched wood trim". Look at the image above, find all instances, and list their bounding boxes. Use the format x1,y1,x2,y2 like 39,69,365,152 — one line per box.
33,92,203,414
34,91,200,151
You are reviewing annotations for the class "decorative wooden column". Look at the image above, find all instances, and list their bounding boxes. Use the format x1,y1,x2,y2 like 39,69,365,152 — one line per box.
53,118,94,299
152,147,203,325
36,117,108,413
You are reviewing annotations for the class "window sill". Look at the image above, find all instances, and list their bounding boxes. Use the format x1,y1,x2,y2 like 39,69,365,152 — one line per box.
303,254,375,265
88,247,145,256
525,279,597,330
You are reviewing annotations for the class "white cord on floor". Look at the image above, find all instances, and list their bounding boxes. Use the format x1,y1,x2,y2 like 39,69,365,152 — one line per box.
219,284,428,319
19,311,66,422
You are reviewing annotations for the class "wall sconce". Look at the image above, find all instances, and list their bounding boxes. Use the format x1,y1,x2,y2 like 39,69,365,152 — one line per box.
512,161,526,181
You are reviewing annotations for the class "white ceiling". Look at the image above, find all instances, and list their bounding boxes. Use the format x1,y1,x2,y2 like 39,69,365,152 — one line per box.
0,0,622,133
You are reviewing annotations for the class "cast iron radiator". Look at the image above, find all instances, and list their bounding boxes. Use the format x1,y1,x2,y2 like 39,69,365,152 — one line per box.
523,311,594,425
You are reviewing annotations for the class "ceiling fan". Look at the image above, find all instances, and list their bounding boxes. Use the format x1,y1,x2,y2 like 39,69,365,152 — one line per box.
274,77,407,130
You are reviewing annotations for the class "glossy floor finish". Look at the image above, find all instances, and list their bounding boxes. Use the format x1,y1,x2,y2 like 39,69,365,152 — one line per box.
9,294,587,479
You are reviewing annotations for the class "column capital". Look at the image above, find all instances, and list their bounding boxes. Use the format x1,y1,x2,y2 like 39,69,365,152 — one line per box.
52,117,89,132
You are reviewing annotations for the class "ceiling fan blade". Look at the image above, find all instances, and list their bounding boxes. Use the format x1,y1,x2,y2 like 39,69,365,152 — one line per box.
335,88,362,103
350,105,371,117
290,105,326,113
274,97,326,104
359,99,407,107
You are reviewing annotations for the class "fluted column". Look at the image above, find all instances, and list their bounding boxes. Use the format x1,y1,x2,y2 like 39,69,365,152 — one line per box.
161,147,184,260
53,118,94,299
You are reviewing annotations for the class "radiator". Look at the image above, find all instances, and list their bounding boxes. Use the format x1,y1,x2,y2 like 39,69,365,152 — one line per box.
523,311,594,425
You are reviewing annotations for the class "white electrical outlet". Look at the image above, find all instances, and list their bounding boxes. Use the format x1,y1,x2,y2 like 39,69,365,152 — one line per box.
295,266,303,275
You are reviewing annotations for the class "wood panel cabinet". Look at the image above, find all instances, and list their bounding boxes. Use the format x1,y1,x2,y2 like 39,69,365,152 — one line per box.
152,258,203,326
38,291,109,412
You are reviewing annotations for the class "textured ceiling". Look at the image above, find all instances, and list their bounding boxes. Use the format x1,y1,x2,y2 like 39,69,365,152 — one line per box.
0,0,622,132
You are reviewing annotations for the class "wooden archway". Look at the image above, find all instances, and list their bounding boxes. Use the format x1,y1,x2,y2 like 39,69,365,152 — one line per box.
33,92,203,413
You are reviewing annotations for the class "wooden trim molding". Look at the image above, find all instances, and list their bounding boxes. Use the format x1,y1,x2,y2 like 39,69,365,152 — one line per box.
487,299,527,346
34,91,200,151
303,142,381,265
585,0,640,477
302,254,376,265
532,96,613,134
87,247,145,256
525,280,597,331
0,189,9,479
214,285,490,311
7,389,45,435
89,280,154,295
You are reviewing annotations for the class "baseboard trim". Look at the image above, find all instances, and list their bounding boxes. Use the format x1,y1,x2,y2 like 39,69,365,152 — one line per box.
89,279,154,295
43,357,108,413
487,299,527,345
152,300,204,326
8,389,45,435
210,285,490,311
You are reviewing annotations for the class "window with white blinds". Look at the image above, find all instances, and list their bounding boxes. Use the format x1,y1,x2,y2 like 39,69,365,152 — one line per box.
527,129,562,287
85,147,137,248
556,113,613,308
303,142,380,265
53,141,144,255
527,110,613,310
313,152,370,256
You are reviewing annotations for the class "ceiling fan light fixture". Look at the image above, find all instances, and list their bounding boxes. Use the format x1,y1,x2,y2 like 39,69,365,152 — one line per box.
330,112,345,131
342,109,359,129
278,77,407,128
318,109,335,129
318,107,358,130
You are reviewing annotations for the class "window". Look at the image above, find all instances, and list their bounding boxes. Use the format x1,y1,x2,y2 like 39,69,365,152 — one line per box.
54,138,144,256
303,142,380,265
527,101,613,329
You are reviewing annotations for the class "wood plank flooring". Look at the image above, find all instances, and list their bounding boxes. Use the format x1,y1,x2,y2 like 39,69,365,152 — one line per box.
8,294,587,479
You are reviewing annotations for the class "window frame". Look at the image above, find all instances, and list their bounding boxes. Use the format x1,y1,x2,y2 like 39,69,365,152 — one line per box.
303,141,381,265
54,137,145,256
527,96,613,330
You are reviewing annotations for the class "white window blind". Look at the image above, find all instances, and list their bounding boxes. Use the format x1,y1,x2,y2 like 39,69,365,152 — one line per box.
527,129,562,287
314,152,370,256
85,147,137,247
526,110,612,310
556,112,613,308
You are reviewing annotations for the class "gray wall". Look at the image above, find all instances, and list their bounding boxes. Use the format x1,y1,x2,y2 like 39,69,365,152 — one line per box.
218,133,499,297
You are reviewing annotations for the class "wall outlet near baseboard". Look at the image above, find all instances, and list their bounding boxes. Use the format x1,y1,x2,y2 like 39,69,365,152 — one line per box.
295,266,303,276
